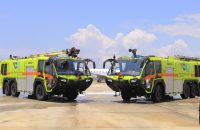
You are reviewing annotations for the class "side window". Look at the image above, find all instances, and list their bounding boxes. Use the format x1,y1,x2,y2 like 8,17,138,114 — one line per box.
1,64,3,75
38,60,44,72
194,65,200,77
4,64,7,75
155,61,161,73
1,64,7,75
144,62,155,76
45,62,55,76
198,66,200,77
45,62,51,74
195,65,198,77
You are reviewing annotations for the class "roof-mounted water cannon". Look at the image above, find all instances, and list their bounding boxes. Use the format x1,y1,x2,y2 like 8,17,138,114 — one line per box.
129,49,137,58
66,47,80,57
10,55,21,59
128,49,145,59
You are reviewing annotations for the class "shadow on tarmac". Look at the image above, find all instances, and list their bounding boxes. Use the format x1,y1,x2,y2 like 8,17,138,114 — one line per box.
113,96,184,104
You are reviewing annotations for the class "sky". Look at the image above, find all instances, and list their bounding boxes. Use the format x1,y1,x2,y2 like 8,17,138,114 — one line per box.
1,0,200,67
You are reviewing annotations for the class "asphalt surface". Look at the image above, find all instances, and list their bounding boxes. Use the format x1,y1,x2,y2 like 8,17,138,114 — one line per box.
0,83,199,130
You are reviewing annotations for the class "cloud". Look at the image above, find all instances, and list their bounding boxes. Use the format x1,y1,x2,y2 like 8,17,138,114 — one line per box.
155,13,200,38
66,25,157,63
156,39,191,57
66,24,116,49
65,24,195,67
116,29,157,49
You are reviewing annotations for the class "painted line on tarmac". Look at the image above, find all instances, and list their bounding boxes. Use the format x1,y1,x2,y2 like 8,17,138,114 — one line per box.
85,92,115,95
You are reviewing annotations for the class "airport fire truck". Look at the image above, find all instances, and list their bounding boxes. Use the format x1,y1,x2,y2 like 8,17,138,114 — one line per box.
103,49,200,102
0,47,95,101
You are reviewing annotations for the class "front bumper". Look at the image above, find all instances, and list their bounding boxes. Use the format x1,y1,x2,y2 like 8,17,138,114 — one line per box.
105,78,146,96
68,78,93,91
52,78,93,94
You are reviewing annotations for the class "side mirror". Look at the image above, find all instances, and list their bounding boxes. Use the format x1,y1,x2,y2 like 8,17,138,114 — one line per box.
84,59,96,69
103,61,107,68
140,57,150,68
140,61,144,68
103,58,117,68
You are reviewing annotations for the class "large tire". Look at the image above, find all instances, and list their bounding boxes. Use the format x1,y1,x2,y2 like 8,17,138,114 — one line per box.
35,84,47,101
11,82,20,97
181,84,190,99
189,84,198,98
4,82,11,96
152,85,163,102
64,89,78,101
121,89,132,102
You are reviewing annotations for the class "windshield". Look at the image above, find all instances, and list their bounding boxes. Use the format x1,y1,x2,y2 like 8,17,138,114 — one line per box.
55,59,90,75
108,59,143,76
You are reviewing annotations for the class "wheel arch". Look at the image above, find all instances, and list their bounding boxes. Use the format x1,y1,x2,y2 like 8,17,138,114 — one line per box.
183,79,199,96
2,78,17,94
33,78,45,96
153,79,166,94
183,79,198,88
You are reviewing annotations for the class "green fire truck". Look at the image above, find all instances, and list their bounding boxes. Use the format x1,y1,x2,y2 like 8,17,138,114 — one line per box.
103,49,200,102
0,47,95,101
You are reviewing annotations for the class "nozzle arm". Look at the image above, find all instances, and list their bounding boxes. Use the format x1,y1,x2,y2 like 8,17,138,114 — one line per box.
84,59,96,69
103,58,116,68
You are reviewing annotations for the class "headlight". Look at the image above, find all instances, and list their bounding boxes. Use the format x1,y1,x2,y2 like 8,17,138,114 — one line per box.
130,78,137,83
86,79,91,82
146,79,150,88
107,79,112,82
61,79,67,82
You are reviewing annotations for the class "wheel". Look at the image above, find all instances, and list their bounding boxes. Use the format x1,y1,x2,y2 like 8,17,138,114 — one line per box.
11,82,20,97
189,84,198,98
152,85,163,102
121,89,132,102
4,82,11,96
64,89,78,101
181,84,190,99
35,84,47,101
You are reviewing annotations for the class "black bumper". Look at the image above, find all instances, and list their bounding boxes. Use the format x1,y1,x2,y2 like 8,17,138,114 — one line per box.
68,78,93,91
105,78,146,96
52,78,93,94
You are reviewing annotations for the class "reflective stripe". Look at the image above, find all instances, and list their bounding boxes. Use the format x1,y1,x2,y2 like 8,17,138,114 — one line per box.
23,72,53,79
6,72,11,75
5,71,54,79
43,74,54,79
158,73,178,77
22,72,41,75
190,74,195,77
144,73,179,80
144,74,156,80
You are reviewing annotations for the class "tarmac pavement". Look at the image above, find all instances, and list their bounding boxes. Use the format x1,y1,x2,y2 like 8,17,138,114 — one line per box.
0,83,199,130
